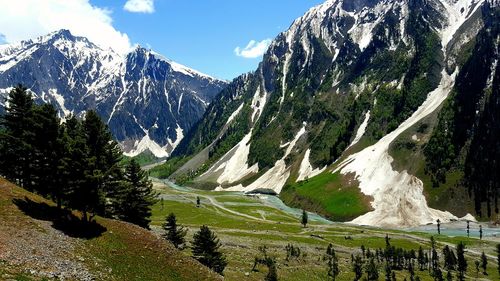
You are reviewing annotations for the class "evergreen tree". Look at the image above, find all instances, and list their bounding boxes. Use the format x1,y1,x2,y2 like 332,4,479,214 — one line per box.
366,258,379,281
31,103,63,204
0,85,35,188
385,263,392,281
326,244,339,281
481,251,488,275
162,213,187,249
301,209,308,227
82,110,123,218
436,219,441,235
442,245,457,271
62,115,92,220
418,246,425,271
192,225,227,275
353,255,363,281
456,242,467,281
116,159,157,228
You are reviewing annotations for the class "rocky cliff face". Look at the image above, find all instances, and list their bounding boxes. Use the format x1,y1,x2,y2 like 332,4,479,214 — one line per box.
0,29,227,157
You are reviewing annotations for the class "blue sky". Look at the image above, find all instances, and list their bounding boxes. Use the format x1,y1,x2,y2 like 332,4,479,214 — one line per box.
90,0,325,80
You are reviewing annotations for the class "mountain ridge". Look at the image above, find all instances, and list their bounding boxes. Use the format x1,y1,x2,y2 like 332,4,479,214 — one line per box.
0,29,228,158
165,0,499,227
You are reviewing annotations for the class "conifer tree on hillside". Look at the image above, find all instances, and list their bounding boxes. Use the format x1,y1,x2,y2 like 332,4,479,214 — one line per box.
31,104,62,203
326,244,339,281
115,159,157,228
192,225,227,275
301,209,308,228
456,242,467,281
62,115,90,215
79,110,124,220
0,85,35,188
352,255,363,281
162,213,187,249
481,251,488,275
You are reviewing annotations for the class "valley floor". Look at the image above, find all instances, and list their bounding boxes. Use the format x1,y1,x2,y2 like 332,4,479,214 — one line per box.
151,178,500,281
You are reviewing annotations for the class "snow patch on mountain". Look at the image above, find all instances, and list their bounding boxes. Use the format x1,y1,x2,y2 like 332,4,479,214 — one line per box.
297,149,326,182
335,70,459,227
225,103,244,125
251,86,267,123
167,124,185,153
124,134,170,158
203,130,259,185
224,125,306,194
348,111,371,148
48,89,71,118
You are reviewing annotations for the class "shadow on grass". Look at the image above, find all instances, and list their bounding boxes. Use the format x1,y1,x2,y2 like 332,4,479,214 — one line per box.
13,197,106,239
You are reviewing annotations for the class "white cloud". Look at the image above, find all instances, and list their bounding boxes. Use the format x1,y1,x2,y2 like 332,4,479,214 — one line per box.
0,0,132,54
124,0,155,14
234,39,272,59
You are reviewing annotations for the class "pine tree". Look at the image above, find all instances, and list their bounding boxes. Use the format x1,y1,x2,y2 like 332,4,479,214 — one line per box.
353,255,363,281
0,85,36,189
116,159,157,228
31,103,63,204
418,246,425,271
301,209,308,228
192,225,227,275
78,110,124,221
62,115,93,222
481,251,488,275
443,245,457,271
456,242,467,281
366,258,379,281
162,213,187,249
326,244,339,281
385,263,392,281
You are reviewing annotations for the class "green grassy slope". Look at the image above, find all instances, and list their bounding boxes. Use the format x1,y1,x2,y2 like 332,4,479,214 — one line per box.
0,178,222,281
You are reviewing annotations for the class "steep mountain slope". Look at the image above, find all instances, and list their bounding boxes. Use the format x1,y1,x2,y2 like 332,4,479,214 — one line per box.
169,0,499,227
0,178,222,281
0,30,227,157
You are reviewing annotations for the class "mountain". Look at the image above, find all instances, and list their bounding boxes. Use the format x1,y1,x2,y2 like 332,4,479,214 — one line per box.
166,0,500,227
0,29,227,158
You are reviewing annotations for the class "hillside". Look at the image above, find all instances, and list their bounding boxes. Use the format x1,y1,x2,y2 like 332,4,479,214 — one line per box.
0,178,222,281
157,0,500,227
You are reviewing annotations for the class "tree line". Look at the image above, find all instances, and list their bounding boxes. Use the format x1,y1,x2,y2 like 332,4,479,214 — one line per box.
0,85,157,228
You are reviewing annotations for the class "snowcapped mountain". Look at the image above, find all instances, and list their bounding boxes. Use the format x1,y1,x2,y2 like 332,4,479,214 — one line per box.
170,0,499,227
0,29,227,157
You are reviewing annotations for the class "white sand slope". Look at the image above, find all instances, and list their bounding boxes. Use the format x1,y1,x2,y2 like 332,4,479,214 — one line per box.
335,70,459,227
